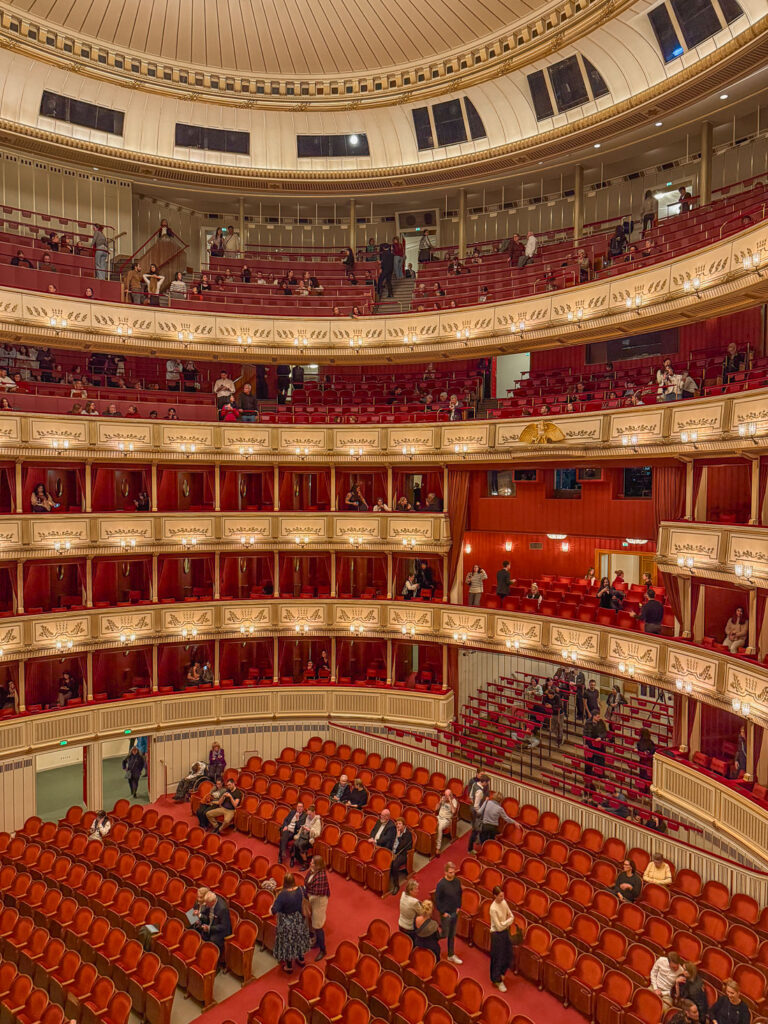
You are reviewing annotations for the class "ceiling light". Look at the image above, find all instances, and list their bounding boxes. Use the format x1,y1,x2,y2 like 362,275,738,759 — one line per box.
655,121,663,127
547,534,567,540
593,143,601,149
720,94,728,100
349,134,359,145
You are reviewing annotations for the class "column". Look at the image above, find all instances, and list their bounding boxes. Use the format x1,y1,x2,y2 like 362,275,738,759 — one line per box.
16,561,23,615
14,462,22,514
680,576,692,638
442,644,448,694
386,552,393,600
85,740,103,811
85,651,93,702
745,720,755,782
213,551,220,600
84,463,92,513
458,189,467,260
330,636,337,684
349,198,357,252
330,554,336,598
386,639,392,685
330,466,336,511
443,555,449,602
679,694,689,753
151,464,158,512
684,461,694,520
694,466,707,522
214,466,220,512
573,164,584,243
749,456,760,525
273,551,280,597
747,587,757,655
387,466,393,508
151,645,158,692
151,555,158,603
17,661,25,713
273,466,280,511
239,197,245,252
85,559,93,608
273,636,279,684
699,121,713,207
213,638,220,687
443,466,449,516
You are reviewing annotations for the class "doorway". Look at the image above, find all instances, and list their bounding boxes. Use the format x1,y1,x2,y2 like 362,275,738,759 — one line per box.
103,736,150,807
36,747,85,822
596,550,656,585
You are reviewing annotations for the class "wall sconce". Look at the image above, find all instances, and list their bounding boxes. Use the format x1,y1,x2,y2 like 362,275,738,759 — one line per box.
547,534,567,541
293,535,311,547
116,324,132,337
179,443,196,456
738,422,759,443
349,337,363,351
561,542,570,552
295,447,311,460
119,632,137,645
401,538,417,548
452,631,468,643
742,252,762,275
734,563,753,579
675,678,693,693
732,698,751,716
293,336,309,348
349,447,366,460
402,333,419,349
464,542,472,554
505,638,520,651
49,315,68,329
625,295,642,314
117,442,135,455
454,445,468,456
401,446,416,459
294,623,310,635
237,335,253,347
240,624,259,636
621,434,639,447
181,626,198,639
51,439,70,453
677,555,694,568
567,309,584,325
177,330,194,342
680,430,698,448
625,538,648,545
617,662,635,676
349,623,365,635
55,638,74,651
561,649,579,662
53,540,72,552
683,277,702,298
401,624,416,637
119,538,137,549
509,320,525,334
181,537,198,548
504,541,513,552
455,329,470,340
348,536,365,547
238,446,256,457
240,536,257,548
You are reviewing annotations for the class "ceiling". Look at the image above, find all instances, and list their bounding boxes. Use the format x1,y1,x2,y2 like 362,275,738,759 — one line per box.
6,0,545,76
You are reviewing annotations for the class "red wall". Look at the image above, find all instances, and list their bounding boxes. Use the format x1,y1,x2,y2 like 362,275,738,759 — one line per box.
705,462,751,523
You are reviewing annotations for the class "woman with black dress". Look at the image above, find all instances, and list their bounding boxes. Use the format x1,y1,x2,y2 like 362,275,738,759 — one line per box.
673,962,709,1021
611,859,642,902
272,874,311,974
413,900,441,959
708,979,750,1024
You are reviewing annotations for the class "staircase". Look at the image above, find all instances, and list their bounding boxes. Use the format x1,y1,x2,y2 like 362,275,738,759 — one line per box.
373,276,415,314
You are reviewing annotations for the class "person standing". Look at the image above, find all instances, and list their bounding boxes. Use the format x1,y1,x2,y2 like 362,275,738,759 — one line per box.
237,383,259,423
208,742,226,778
477,792,514,846
635,590,664,634
605,684,627,723
378,243,394,299
436,789,458,853
388,818,413,894
392,236,405,280
303,856,330,961
122,745,145,798
496,561,513,598
398,879,421,937
465,565,488,607
435,862,463,964
489,887,515,992
641,190,659,234
223,225,242,254
89,224,109,280
122,262,143,303
413,901,441,959
278,802,307,863
272,874,311,974
518,231,537,268
466,773,490,853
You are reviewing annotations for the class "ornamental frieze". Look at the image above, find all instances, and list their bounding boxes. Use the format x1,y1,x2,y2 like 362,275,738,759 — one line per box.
549,626,599,655
607,636,659,671
667,652,717,686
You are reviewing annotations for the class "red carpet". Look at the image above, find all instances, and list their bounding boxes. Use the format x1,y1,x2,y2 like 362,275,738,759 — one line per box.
154,798,584,1024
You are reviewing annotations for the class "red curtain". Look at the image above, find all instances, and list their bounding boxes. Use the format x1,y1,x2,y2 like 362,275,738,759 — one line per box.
760,458,768,526
688,697,699,747
661,571,684,632
653,465,686,534
447,470,470,593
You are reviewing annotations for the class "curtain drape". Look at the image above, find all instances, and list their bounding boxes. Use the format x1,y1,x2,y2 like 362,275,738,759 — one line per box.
690,581,701,640
652,465,686,535
447,470,470,593
661,571,684,632
759,458,768,526
687,697,699,746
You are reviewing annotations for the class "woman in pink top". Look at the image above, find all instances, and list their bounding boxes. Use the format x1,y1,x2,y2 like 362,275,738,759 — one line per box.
392,236,405,280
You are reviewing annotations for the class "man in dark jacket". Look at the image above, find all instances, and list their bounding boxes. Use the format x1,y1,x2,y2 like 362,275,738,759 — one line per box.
388,818,414,893
236,383,259,423
123,746,145,798
278,802,307,863
496,561,513,597
635,590,664,635
330,775,352,803
199,890,232,967
378,244,394,299
276,365,291,403
348,779,368,807
370,810,396,849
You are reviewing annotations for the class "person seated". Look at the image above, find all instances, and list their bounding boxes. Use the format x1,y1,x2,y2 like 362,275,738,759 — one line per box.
396,497,413,512
278,802,307,863
57,672,78,706
402,573,420,600
345,484,368,511
673,964,710,1022
185,661,201,688
611,858,642,902
708,980,750,1024
372,497,390,511
291,805,322,867
388,818,414,893
643,851,672,886
597,576,623,611
723,607,747,653
677,369,699,399
668,999,702,1024
650,952,684,1010
88,811,111,841
656,358,679,402
525,583,543,607
370,810,396,849
134,491,150,511
348,778,368,808
330,774,352,803
722,341,746,383
10,250,33,269
30,483,59,513
0,680,18,714
196,777,226,827
608,226,627,261
173,760,208,802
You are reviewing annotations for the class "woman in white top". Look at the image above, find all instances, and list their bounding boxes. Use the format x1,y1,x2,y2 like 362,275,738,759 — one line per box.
436,790,458,853
489,886,515,992
168,271,187,299
292,806,322,867
88,811,111,841
398,879,421,935
465,565,488,607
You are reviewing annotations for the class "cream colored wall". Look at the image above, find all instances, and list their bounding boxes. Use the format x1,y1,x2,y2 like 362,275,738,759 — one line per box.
132,193,203,269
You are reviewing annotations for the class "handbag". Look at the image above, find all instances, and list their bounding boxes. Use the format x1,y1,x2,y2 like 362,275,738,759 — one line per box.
301,897,312,920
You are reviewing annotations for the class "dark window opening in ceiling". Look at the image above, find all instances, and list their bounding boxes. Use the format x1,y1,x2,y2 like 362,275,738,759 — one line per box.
548,55,589,112
583,58,609,99
413,107,435,150
528,70,554,120
39,91,125,135
464,98,487,140
648,5,684,61
175,124,250,154
433,99,467,146
671,0,723,46
718,0,744,22
296,134,370,158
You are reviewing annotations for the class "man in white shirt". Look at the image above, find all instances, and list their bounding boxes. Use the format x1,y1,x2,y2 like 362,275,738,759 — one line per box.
436,790,458,853
518,232,538,268
650,951,684,1008
213,371,236,408
370,809,396,849
166,359,183,392
0,373,16,391
223,226,241,254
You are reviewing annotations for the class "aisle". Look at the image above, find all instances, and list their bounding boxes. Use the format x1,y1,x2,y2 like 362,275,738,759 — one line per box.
151,797,584,1024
